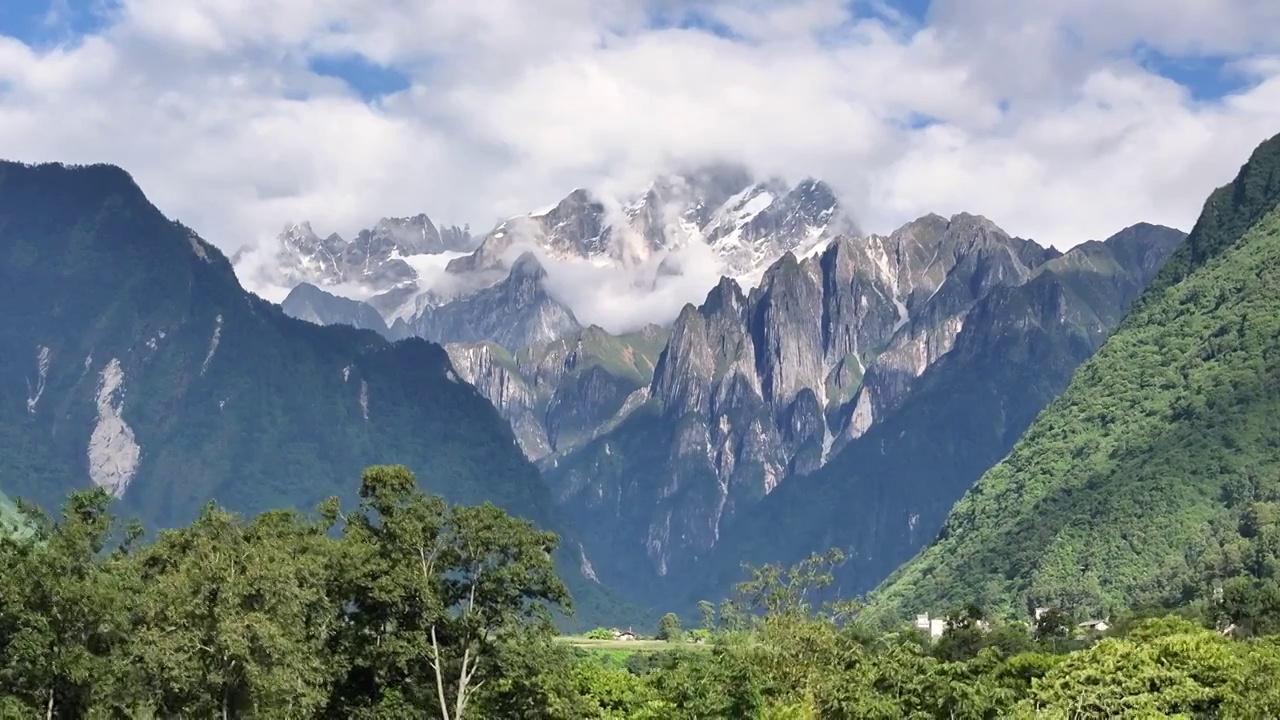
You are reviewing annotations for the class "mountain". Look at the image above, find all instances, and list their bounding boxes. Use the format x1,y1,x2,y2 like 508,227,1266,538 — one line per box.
536,215,1065,597
445,324,669,460
538,215,1184,607
689,222,1185,609
0,489,20,535
281,282,391,337
243,166,858,357
391,252,583,351
0,160,628,627
869,132,1280,621
236,215,475,299
447,167,854,286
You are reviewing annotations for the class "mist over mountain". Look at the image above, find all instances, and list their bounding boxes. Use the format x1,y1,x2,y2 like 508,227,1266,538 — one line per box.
235,165,857,343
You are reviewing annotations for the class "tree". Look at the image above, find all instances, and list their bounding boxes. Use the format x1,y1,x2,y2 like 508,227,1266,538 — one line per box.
1034,608,1074,650
733,549,847,620
122,505,338,717
697,600,716,633
1018,622,1244,718
933,606,988,662
0,490,139,718
657,613,683,642
323,465,570,719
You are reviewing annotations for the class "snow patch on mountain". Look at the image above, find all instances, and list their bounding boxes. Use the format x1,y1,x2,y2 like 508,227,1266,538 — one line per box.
247,165,858,346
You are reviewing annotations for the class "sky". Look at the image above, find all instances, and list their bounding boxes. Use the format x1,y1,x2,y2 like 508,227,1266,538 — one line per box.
2,0,1280,260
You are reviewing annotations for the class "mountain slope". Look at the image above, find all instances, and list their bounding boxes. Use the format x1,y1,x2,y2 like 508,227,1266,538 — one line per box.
0,160,634,626
870,132,1280,620
0,489,20,536
444,324,668,460
0,161,544,523
281,282,391,337
691,223,1184,608
392,252,582,351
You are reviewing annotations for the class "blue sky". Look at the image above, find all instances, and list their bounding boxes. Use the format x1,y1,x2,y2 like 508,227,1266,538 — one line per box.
0,0,112,45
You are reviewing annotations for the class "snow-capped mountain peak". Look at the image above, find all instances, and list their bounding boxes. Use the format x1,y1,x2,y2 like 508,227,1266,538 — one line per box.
233,213,475,303
448,166,856,287
241,164,858,351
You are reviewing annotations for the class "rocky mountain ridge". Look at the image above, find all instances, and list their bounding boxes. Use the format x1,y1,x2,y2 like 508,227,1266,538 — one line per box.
443,324,669,460
689,221,1187,611
251,164,858,351
237,214,476,300
446,166,853,284
539,216,1184,604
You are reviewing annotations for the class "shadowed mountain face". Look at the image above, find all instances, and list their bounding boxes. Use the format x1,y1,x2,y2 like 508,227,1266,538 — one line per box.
282,282,392,337
870,131,1280,622
0,160,635,629
389,252,583,352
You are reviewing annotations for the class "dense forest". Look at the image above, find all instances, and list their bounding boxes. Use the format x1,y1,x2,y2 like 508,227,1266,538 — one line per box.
5,469,1280,718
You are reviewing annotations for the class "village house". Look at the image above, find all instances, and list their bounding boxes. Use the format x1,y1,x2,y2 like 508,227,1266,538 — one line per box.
1077,618,1111,633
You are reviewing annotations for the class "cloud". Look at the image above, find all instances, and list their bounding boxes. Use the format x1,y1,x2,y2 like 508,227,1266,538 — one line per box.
0,1,1277,295
539,244,728,333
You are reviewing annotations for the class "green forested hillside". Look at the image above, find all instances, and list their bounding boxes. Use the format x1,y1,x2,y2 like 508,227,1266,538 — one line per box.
0,161,546,525
871,132,1280,620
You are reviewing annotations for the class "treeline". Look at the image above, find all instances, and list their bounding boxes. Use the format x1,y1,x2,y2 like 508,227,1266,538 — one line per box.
0,466,569,718
5,468,1280,718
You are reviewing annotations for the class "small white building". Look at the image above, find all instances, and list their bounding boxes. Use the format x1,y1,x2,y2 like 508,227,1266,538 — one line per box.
914,613,947,640
1078,619,1111,633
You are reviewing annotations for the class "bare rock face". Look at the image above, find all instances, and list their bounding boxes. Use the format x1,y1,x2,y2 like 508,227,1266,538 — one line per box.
693,222,1188,610
445,342,550,459
400,253,583,352
543,213,1187,606
445,323,669,462
87,358,141,498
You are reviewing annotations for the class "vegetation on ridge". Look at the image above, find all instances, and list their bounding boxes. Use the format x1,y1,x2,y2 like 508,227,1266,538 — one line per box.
871,132,1280,621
